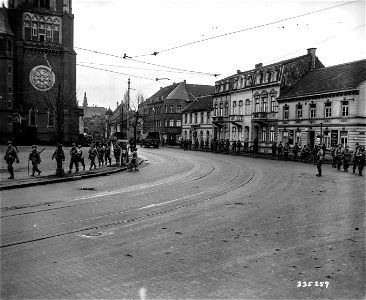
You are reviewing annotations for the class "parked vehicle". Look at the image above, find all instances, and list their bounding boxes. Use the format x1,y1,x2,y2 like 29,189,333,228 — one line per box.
140,132,160,148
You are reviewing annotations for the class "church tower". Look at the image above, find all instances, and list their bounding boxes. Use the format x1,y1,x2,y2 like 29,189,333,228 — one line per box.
3,0,82,143
83,92,88,107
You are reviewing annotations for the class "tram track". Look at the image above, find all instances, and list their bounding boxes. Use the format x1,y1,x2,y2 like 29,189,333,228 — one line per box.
0,157,260,248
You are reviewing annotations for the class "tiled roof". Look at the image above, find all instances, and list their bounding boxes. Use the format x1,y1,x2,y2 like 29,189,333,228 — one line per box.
146,81,214,103
278,59,366,99
0,7,13,36
182,95,213,113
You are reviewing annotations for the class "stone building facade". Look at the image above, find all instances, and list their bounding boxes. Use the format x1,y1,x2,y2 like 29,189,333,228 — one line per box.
140,81,214,145
212,48,324,152
277,59,366,150
0,0,82,144
181,95,213,144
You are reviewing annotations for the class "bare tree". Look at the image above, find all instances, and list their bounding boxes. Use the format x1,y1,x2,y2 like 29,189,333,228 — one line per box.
129,91,148,146
34,74,79,143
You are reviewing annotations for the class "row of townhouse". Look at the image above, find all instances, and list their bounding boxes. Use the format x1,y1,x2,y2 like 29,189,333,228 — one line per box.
141,49,365,151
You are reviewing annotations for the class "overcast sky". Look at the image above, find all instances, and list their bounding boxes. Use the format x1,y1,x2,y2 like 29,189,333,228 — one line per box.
3,0,365,109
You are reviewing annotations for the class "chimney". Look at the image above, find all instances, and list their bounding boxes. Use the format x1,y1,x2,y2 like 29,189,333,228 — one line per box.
307,48,317,69
237,70,241,74
117,101,119,108
255,63,263,69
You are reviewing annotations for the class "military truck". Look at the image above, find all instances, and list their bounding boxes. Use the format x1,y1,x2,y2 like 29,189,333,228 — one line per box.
140,132,160,148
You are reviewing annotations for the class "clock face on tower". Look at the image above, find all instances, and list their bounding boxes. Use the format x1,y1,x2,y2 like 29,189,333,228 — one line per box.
29,65,55,91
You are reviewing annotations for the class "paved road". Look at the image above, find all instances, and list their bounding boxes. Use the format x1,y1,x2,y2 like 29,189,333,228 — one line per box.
1,147,364,299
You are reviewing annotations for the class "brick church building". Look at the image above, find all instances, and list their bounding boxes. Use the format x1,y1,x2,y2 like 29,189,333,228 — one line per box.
0,0,82,144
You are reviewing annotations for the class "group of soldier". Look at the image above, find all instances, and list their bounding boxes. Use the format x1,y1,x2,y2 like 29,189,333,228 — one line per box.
3,140,137,179
178,138,365,177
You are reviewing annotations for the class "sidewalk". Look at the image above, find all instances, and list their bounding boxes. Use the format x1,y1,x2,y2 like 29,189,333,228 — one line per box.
0,145,135,191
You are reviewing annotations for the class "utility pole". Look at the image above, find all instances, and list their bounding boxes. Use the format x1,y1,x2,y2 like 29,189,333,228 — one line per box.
127,78,130,143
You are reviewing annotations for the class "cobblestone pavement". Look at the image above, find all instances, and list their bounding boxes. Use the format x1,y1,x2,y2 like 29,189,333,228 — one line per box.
0,147,364,299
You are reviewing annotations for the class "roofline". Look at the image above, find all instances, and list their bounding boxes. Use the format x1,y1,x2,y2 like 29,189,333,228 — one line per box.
277,88,359,101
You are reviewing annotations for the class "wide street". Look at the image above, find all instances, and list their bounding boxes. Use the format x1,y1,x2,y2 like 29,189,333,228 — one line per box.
0,146,365,299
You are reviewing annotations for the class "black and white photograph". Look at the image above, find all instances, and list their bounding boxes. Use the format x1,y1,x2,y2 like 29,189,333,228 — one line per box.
0,0,365,299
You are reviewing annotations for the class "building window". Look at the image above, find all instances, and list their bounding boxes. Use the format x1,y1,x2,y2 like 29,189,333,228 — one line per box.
238,100,243,114
169,119,174,127
48,111,54,127
207,112,211,123
219,103,223,116
325,102,332,118
261,96,267,112
184,114,187,124
190,114,193,124
169,105,174,113
224,102,229,116
155,106,161,114
295,131,301,145
262,127,267,141
29,107,37,126
310,104,316,119
176,119,181,127
270,126,275,142
270,96,276,112
214,103,218,116
324,132,330,149
164,119,167,127
200,112,204,124
232,127,236,140
296,105,302,119
8,100,12,109
245,99,250,114
193,113,197,124
342,101,349,117
8,66,12,74
283,106,289,120
176,105,181,113
32,23,38,37
340,131,348,146
255,98,260,112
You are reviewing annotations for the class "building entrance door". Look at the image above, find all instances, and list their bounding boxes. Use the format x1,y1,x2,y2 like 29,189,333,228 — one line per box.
309,131,315,148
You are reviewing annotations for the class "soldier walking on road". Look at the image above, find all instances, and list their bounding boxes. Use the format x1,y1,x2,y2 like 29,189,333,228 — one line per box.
316,145,324,177
356,146,365,176
277,141,283,159
77,145,85,171
113,143,121,165
4,140,19,179
272,142,277,157
52,143,65,176
283,142,290,160
28,145,41,176
105,143,111,165
352,143,360,173
237,140,242,154
68,143,79,173
335,144,343,170
88,144,98,170
342,145,352,172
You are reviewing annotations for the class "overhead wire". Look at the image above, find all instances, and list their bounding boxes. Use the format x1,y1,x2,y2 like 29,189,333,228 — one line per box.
132,1,355,57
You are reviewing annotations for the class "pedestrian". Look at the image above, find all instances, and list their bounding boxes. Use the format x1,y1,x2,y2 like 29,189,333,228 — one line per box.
283,142,290,160
335,144,343,170
342,145,352,172
232,140,237,154
316,145,324,177
77,145,85,171
277,141,283,158
105,143,111,165
68,143,79,173
293,142,300,161
352,143,360,173
237,140,242,154
97,144,105,166
113,143,121,165
88,144,98,170
28,145,42,176
4,140,19,179
356,146,365,176
128,148,139,172
271,142,277,157
52,143,65,176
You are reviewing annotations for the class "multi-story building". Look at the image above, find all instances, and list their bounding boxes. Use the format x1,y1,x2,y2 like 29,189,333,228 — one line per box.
140,80,214,145
0,0,82,144
212,48,324,152
181,95,213,143
277,59,366,150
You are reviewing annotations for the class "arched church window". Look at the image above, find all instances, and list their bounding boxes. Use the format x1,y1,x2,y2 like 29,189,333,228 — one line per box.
29,107,37,126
